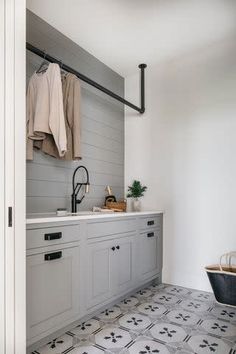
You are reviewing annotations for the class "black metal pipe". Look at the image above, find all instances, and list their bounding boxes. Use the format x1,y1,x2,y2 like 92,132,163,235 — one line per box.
139,64,147,114
26,42,146,114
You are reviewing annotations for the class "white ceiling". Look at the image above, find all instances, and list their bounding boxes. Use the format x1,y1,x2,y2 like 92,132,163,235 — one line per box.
27,0,236,77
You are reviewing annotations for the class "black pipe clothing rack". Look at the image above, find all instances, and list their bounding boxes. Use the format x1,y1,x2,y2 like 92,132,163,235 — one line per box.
26,42,147,114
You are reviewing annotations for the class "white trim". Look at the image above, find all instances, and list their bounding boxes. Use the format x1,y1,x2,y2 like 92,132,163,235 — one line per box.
14,0,26,351
5,0,16,351
0,1,6,352
2,0,26,353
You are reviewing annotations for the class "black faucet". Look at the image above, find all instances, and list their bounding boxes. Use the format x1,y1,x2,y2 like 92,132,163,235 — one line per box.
71,165,90,213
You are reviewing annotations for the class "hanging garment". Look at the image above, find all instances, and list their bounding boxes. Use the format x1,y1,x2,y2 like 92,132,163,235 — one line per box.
26,63,67,160
34,73,81,160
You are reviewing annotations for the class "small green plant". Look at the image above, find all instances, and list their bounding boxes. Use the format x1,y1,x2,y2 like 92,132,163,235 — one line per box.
127,180,147,199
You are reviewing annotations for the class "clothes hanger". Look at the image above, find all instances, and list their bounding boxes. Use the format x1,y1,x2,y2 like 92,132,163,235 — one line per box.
59,60,68,77
36,51,49,73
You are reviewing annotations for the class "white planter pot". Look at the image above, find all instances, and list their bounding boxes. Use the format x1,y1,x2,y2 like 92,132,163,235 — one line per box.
132,198,141,212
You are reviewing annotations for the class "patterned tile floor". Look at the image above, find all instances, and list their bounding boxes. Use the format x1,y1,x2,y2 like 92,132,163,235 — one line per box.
33,284,236,354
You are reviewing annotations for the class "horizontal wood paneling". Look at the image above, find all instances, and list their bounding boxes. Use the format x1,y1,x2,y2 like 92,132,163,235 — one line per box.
26,10,124,213
26,164,124,186
26,180,123,199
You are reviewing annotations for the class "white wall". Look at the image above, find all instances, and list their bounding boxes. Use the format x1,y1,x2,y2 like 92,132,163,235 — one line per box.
125,35,236,291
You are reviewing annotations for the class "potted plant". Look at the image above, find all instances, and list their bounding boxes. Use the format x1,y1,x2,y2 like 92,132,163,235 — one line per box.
127,180,147,211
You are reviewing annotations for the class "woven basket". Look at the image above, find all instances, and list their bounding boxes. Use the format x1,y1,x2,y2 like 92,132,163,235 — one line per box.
105,200,127,212
205,252,236,307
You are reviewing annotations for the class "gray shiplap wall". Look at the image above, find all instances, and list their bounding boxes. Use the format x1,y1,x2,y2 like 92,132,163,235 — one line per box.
26,10,124,213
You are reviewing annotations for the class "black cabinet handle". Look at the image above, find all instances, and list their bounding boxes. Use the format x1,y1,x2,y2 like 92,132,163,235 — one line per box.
44,232,62,241
44,251,62,261
111,246,116,251
147,232,154,238
8,207,12,227
147,220,154,226
116,245,120,250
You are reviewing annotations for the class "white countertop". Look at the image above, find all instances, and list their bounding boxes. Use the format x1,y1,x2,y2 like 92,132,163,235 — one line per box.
26,210,164,225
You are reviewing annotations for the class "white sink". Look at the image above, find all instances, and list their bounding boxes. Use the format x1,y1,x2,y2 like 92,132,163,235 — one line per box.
63,211,114,217
27,211,116,219
70,211,99,216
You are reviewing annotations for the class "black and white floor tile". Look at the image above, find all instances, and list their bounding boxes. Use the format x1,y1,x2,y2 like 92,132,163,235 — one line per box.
136,289,153,300
97,306,122,322
33,284,236,354
118,313,152,332
69,319,101,337
128,337,171,354
137,302,167,317
94,326,133,349
33,334,74,354
118,296,140,310
67,346,104,354
166,309,200,327
152,293,180,306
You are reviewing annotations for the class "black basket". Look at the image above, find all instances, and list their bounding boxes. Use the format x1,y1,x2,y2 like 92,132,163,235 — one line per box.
205,252,236,307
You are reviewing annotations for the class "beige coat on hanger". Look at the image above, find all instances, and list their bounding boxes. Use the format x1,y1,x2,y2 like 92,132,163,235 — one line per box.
26,63,67,160
34,73,81,161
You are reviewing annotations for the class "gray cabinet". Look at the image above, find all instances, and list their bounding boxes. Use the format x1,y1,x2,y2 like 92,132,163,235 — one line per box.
26,213,163,346
139,229,161,280
27,244,80,341
87,234,136,309
87,238,113,308
112,235,136,295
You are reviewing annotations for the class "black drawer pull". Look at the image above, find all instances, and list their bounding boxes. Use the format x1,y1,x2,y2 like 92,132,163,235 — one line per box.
44,232,62,241
116,245,120,250
111,246,116,251
147,220,154,226
147,232,154,238
44,251,62,261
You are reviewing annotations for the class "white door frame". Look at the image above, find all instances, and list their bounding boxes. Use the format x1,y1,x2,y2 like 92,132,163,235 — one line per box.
0,0,6,352
1,0,26,353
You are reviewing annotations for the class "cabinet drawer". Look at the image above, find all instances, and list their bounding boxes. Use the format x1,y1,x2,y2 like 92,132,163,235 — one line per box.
87,218,136,239
139,215,161,230
27,225,80,249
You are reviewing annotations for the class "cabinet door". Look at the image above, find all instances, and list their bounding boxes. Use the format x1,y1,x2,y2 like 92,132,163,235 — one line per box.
87,239,114,309
112,235,136,295
139,229,160,280
27,245,80,341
